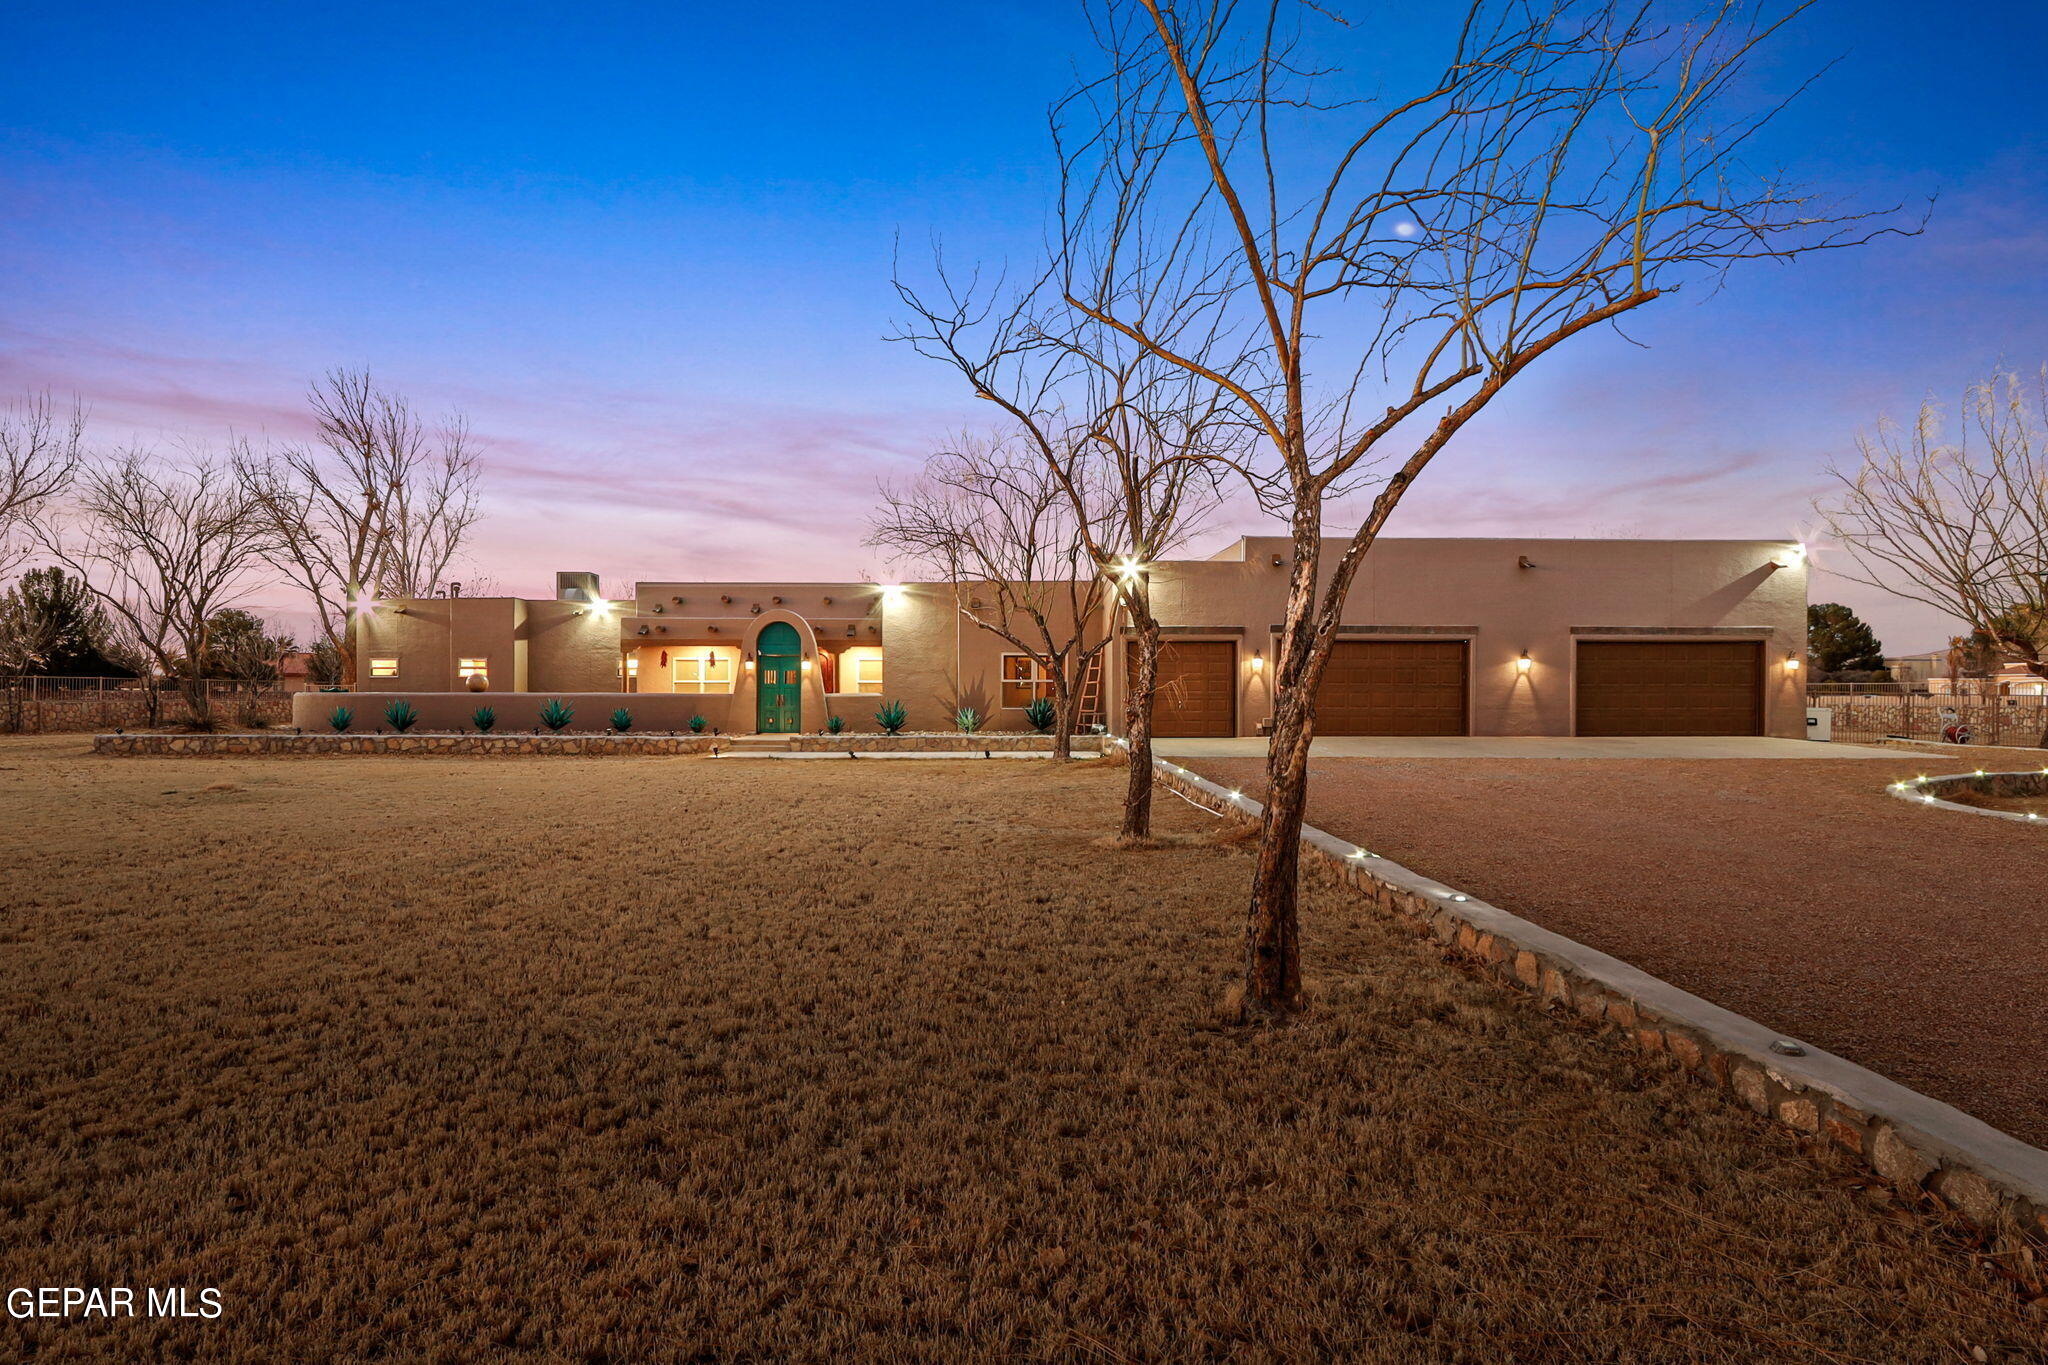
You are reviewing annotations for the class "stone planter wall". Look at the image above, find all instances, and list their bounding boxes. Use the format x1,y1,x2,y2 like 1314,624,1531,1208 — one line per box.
93,732,720,758
1146,755,2048,1256
1887,769,2048,825
781,733,1101,753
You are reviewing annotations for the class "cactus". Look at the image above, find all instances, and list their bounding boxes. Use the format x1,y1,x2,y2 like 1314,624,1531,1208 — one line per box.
383,699,420,733
472,706,496,733
1023,697,1055,734
328,706,353,733
826,714,846,735
954,705,983,734
688,714,707,734
538,698,574,732
610,708,633,733
875,699,908,735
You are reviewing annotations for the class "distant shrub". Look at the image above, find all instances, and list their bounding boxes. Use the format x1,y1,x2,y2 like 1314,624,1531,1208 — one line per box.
876,699,907,735
826,714,846,734
954,706,983,734
383,699,420,733
539,698,574,733
1023,697,1055,733
327,706,353,733
688,714,707,734
609,708,633,733
472,706,496,733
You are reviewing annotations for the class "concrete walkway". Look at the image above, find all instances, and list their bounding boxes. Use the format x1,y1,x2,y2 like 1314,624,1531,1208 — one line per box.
1153,735,1904,760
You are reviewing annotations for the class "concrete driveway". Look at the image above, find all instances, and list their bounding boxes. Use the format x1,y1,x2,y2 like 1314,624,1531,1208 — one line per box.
1153,736,1904,760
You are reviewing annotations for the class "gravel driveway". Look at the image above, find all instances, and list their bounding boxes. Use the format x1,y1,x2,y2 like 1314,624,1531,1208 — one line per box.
1187,753,2048,1148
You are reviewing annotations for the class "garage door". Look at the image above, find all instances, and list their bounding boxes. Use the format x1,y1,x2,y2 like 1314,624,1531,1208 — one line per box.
1313,639,1468,736
1575,641,1762,736
1134,640,1235,737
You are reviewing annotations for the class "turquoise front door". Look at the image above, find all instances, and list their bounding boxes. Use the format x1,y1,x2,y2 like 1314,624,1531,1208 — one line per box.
755,622,801,733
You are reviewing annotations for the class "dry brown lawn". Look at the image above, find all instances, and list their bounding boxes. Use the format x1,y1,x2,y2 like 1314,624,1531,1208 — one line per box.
1,736,2041,1362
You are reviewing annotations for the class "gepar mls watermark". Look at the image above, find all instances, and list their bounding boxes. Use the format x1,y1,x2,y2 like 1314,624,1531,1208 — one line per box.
8,1286,223,1320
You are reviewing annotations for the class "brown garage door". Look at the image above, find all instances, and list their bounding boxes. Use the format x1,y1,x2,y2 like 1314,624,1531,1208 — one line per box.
1575,641,1762,736
1313,639,1468,736
1134,640,1236,737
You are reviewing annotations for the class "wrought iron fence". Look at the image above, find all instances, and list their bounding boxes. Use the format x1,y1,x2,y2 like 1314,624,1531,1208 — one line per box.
0,676,294,734
1808,691,2048,747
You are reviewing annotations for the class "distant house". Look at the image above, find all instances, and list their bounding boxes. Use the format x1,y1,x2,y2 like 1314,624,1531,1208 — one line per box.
1883,650,1949,691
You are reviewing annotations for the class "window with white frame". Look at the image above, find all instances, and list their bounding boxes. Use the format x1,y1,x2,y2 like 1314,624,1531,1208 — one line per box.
1000,654,1054,709
852,655,884,694
368,657,399,679
672,652,734,694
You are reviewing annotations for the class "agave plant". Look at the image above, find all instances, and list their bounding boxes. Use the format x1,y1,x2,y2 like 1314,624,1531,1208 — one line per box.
383,699,420,733
327,706,353,733
954,706,983,734
1023,697,1055,734
538,698,574,733
472,706,496,733
875,699,907,735
688,714,707,734
825,714,846,735
609,707,633,733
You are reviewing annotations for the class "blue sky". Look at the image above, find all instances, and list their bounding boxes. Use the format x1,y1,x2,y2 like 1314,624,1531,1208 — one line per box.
5,1,2046,650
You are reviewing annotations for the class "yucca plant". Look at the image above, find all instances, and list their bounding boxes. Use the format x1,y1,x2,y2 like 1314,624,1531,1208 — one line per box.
383,699,420,733
688,714,707,734
538,698,574,733
1023,697,1055,734
472,706,496,733
954,706,983,734
327,706,353,733
825,714,846,734
609,708,633,733
875,699,907,735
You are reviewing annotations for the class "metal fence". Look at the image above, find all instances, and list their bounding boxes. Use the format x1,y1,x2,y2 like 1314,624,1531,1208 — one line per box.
0,676,294,735
1808,691,2048,747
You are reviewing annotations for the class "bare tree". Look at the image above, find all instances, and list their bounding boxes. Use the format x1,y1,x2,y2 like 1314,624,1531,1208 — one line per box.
0,392,85,577
241,369,481,685
1818,369,2048,741
1055,0,1904,1018
37,450,271,729
893,226,1250,835
869,435,1115,759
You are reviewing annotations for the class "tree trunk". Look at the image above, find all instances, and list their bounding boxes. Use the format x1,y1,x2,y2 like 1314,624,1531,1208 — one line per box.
1121,611,1162,841
1239,515,1325,1021
1050,665,1075,762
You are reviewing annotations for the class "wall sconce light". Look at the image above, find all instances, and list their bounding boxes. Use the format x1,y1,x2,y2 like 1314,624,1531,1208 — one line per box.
1515,651,1533,673
1772,543,1808,571
801,658,814,675
878,584,905,605
743,655,756,672
1786,653,1802,672
1249,650,1264,673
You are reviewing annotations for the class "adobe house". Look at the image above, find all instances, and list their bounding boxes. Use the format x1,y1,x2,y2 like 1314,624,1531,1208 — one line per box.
296,537,1810,738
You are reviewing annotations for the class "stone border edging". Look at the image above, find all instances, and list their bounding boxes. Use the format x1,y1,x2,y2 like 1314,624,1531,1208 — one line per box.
91,732,720,757
1886,770,2048,826
1143,753,2048,1244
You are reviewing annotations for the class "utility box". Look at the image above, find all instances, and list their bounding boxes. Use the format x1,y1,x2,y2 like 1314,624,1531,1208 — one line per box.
1805,707,1833,741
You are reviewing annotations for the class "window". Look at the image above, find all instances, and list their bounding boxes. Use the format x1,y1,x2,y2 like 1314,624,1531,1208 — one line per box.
368,657,398,679
673,652,734,694
458,657,489,681
853,655,884,695
1000,654,1054,709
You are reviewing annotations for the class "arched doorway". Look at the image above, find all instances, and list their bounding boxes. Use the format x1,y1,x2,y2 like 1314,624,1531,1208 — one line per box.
755,621,802,732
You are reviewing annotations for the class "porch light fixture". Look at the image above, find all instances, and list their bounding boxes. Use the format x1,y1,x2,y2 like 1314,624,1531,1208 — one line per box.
801,658,814,675
877,584,906,605
1249,650,1264,673
1515,651,1532,673
1772,543,1807,571
1786,653,1801,672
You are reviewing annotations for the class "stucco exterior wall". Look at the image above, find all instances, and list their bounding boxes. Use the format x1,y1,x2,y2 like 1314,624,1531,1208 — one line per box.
343,537,1806,738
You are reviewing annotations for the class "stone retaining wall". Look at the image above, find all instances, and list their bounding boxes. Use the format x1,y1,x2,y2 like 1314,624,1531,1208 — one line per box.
1147,755,2048,1255
92,732,719,757
1887,769,2048,825
782,733,1100,753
